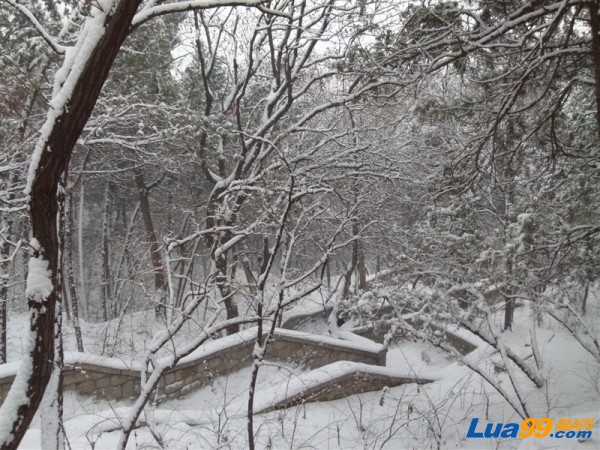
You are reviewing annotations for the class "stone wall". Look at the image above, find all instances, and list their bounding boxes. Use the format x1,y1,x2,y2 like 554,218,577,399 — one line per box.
280,307,333,331
0,318,476,408
0,370,15,403
281,305,478,357
62,362,141,400
256,361,436,413
0,355,142,404
0,328,386,405
153,329,386,401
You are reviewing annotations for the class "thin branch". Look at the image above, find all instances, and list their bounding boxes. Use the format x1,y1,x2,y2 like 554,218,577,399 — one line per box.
4,0,66,54
131,0,266,29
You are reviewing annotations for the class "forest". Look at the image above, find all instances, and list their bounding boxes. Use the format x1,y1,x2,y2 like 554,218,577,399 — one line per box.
0,0,598,449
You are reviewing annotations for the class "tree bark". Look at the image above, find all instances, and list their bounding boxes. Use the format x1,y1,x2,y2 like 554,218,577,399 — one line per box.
341,236,358,300
589,3,600,137
42,183,66,450
76,176,87,319
0,214,17,365
582,282,589,315
356,241,369,291
101,182,112,321
133,168,166,317
64,192,84,352
504,295,514,331
215,253,240,335
504,260,515,331
0,229,9,364
0,2,143,448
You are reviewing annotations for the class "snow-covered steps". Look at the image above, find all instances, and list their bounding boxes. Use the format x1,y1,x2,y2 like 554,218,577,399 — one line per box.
253,361,437,414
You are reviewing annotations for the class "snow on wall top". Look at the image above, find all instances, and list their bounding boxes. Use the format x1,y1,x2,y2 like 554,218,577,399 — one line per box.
63,352,143,372
275,328,385,354
168,327,385,368
1,328,383,381
0,352,142,380
251,360,439,413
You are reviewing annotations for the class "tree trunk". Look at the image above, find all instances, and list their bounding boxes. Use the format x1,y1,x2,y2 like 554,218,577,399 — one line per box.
589,3,600,137
582,282,589,315
42,184,66,450
101,182,112,321
504,260,515,331
64,192,84,352
0,296,5,364
0,2,143,447
341,236,358,300
0,214,16,365
1,58,50,365
0,227,9,364
133,168,165,317
242,259,257,290
215,253,240,335
77,176,87,319
504,295,514,331
356,241,369,291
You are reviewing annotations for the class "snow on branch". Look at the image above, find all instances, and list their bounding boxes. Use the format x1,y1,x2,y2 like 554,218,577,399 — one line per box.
0,330,34,445
25,239,53,303
24,2,111,195
4,0,67,55
132,0,266,28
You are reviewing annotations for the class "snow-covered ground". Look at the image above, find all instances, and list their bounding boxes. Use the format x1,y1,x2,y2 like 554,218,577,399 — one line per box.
4,287,600,449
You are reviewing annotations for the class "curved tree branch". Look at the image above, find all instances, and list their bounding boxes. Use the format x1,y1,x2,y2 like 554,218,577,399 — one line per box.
3,0,66,55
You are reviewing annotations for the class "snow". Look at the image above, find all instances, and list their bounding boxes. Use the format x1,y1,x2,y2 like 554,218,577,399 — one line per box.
169,327,385,369
2,288,598,449
63,352,143,372
25,241,53,303
9,313,600,449
338,330,387,353
0,327,35,445
132,0,264,28
172,327,258,366
0,361,20,380
386,339,451,375
25,3,110,195
40,360,62,450
275,327,386,354
251,360,439,414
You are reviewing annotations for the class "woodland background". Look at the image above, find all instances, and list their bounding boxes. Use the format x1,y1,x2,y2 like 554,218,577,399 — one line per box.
0,1,598,449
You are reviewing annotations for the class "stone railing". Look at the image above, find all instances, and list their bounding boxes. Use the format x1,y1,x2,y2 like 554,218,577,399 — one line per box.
153,328,386,401
351,321,478,356
0,328,386,404
280,307,333,332
0,310,479,409
63,354,141,399
0,353,142,404
253,361,436,413
281,305,479,356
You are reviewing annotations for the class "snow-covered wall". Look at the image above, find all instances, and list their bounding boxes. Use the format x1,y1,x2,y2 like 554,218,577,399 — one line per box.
0,353,142,403
254,360,437,413
152,328,386,401
280,305,478,356
0,329,387,404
